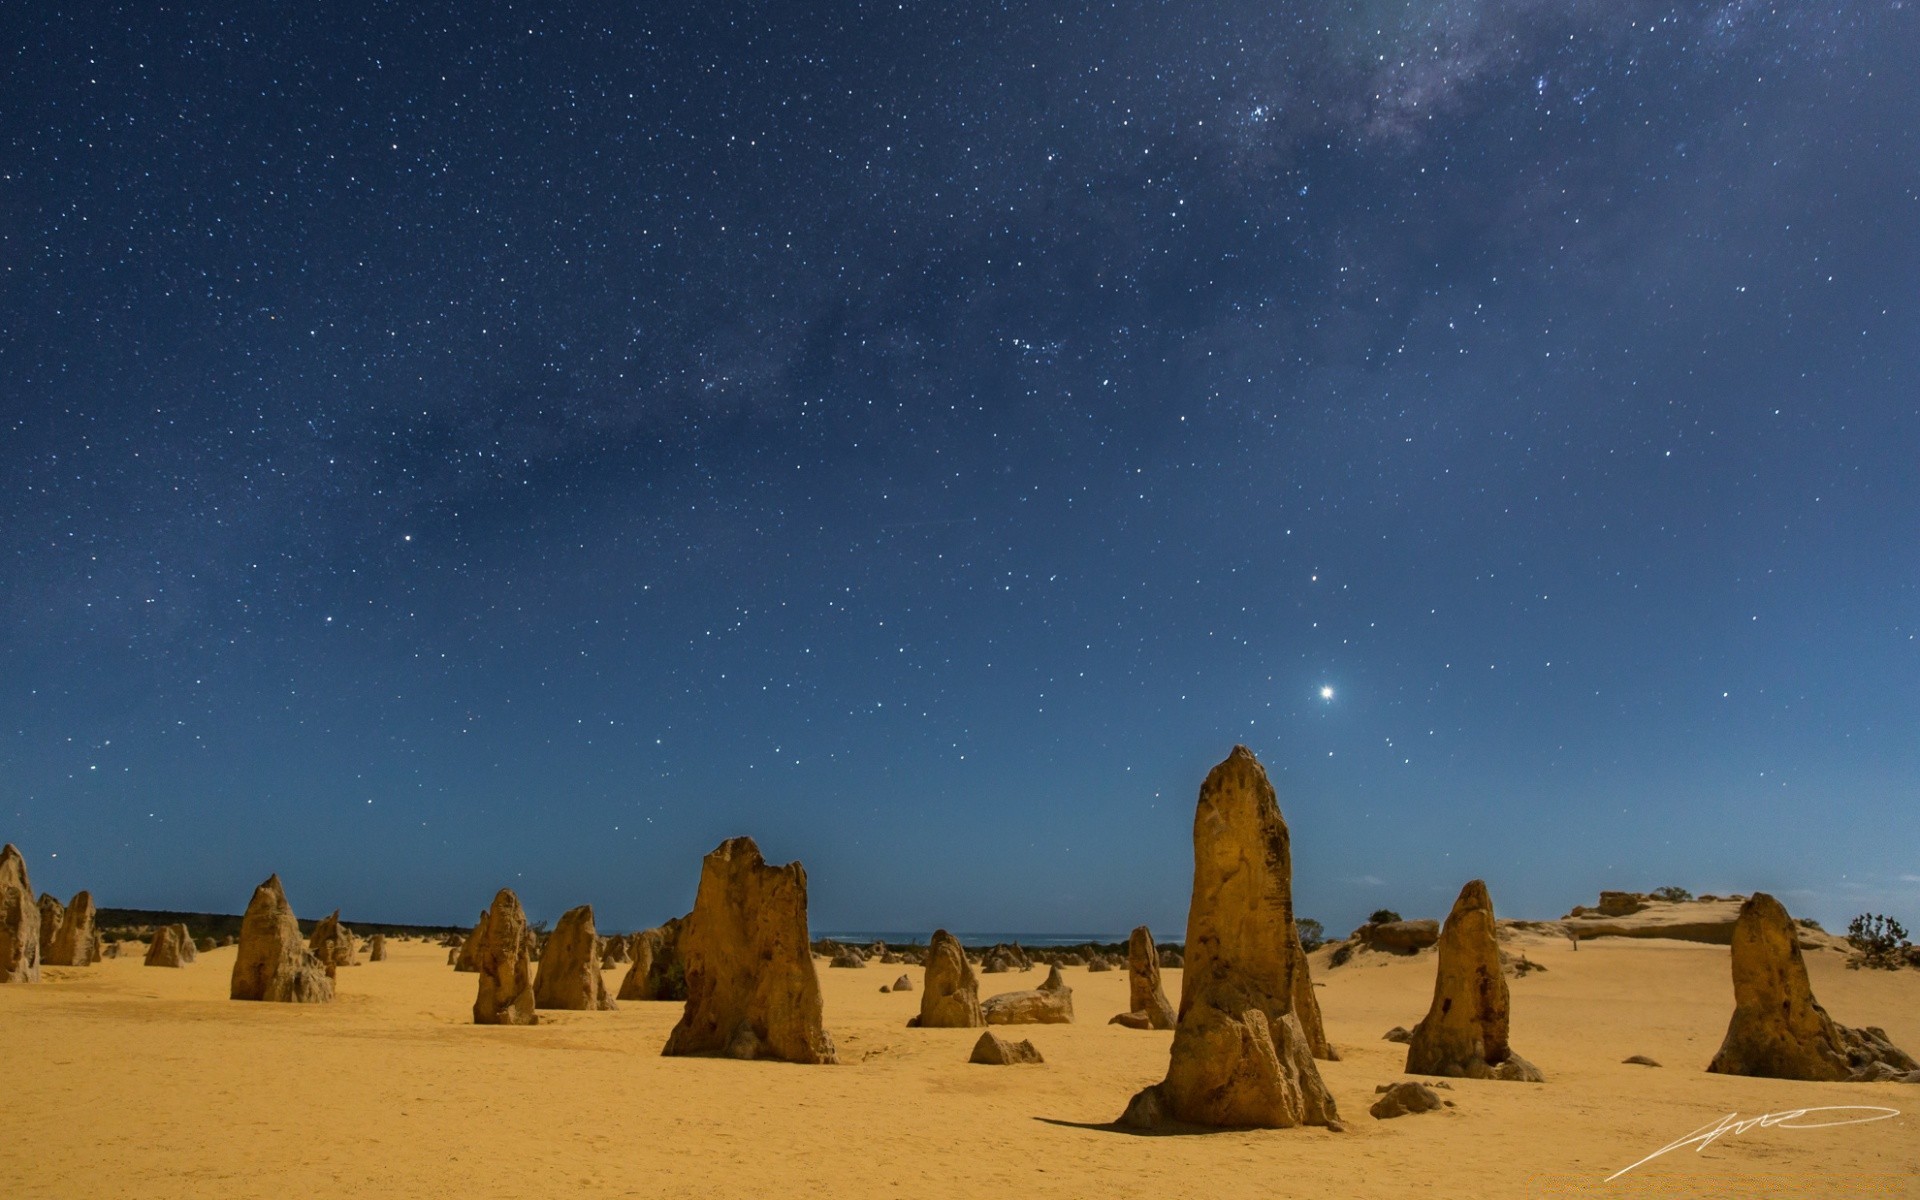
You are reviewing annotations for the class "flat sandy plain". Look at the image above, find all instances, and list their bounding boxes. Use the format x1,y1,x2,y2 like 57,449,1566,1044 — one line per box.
6,929,1917,1198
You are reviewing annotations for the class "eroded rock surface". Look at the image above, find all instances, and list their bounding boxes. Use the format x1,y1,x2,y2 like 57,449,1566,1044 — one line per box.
471,888,538,1026
970,1030,1044,1064
534,904,616,1011
914,929,983,1028
0,844,40,983
230,875,333,1003
661,837,835,1063
982,964,1074,1025
1118,747,1340,1130
1707,892,1918,1081
1404,880,1542,1082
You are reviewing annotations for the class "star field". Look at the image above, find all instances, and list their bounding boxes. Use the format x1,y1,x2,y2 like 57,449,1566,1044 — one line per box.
4,2,1917,934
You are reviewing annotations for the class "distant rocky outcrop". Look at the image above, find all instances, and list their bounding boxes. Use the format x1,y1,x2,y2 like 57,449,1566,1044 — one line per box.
1118,747,1340,1131
913,929,983,1028
892,973,913,993
1109,925,1175,1031
1404,880,1542,1082
661,837,836,1063
366,933,388,962
471,888,538,1026
617,919,687,1001
1357,919,1440,953
44,890,98,967
970,1029,1044,1065
982,964,1075,1025
308,911,359,976
1707,893,1919,1082
534,904,616,1011
1560,891,1845,951
145,924,189,967
230,875,333,1003
169,923,197,964
0,844,41,983
39,894,64,955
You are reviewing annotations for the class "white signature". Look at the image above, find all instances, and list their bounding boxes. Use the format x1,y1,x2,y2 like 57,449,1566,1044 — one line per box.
1608,1106,1900,1181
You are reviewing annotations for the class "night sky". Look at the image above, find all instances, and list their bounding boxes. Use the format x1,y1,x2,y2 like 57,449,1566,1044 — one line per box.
5,2,1916,938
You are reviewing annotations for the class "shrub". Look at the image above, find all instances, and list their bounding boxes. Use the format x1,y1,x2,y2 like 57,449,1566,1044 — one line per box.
1328,942,1354,968
1650,886,1693,903
1367,909,1402,926
1295,918,1325,952
1846,913,1909,968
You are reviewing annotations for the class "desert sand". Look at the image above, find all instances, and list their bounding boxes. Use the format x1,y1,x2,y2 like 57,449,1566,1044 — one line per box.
5,924,1917,1198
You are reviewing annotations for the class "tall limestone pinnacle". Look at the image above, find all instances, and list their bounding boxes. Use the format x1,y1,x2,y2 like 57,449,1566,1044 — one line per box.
1119,746,1339,1129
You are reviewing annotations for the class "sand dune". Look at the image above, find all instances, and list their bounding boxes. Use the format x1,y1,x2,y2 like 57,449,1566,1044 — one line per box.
5,927,1916,1198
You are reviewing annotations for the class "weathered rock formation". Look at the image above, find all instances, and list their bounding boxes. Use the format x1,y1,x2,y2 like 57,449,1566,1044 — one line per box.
617,918,687,1001
1404,880,1542,1082
40,890,98,963
174,924,198,963
912,929,983,1028
39,895,64,955
0,844,40,983
452,913,486,972
534,904,616,1011
1560,891,1846,951
1707,892,1919,1081
230,875,334,1003
471,888,538,1026
982,964,1075,1025
661,837,836,1063
892,973,913,993
1118,746,1340,1130
366,933,388,962
145,924,189,967
1369,1081,1445,1119
1109,925,1175,1031
970,1030,1044,1064
308,911,359,976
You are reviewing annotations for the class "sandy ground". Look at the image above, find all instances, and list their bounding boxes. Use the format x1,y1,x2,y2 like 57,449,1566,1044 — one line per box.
6,930,1918,1199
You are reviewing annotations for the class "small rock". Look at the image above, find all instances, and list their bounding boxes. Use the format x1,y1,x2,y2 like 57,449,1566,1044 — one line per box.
1369,1081,1444,1119
969,1029,1044,1065
1622,1055,1661,1067
1382,1026,1413,1044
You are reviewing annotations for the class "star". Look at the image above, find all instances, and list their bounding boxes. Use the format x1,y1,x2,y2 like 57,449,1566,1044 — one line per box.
1320,686,1335,701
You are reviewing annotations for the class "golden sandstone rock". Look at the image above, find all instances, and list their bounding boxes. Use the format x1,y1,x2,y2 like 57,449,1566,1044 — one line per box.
618,918,687,1001
535,904,616,1011
0,844,40,984
1108,924,1175,1031
40,891,101,967
471,888,538,1026
307,910,359,976
144,924,190,967
913,928,982,1028
1120,747,1339,1130
982,964,1075,1025
1707,892,1918,1082
1404,880,1543,1082
662,837,835,1063
230,875,333,1003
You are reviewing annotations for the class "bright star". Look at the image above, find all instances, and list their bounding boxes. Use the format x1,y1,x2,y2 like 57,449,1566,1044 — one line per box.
1319,686,1335,701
